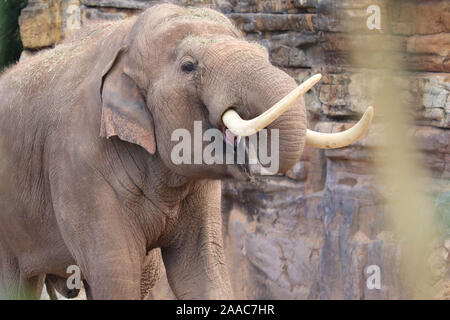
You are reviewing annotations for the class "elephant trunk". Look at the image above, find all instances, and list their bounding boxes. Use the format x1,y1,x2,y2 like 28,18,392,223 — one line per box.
241,67,308,173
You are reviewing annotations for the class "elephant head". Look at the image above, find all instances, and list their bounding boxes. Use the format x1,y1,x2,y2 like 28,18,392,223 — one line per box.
99,4,373,179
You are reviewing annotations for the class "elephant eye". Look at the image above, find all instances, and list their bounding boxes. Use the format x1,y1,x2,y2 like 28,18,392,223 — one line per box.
181,61,197,73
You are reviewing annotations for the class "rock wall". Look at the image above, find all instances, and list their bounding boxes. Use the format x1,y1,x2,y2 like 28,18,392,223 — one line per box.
18,0,449,299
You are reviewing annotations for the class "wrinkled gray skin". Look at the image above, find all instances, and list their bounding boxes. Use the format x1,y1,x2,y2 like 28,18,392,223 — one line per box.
45,248,161,299
0,4,306,299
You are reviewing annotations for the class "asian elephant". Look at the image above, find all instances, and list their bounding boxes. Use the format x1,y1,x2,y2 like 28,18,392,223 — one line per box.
0,4,372,299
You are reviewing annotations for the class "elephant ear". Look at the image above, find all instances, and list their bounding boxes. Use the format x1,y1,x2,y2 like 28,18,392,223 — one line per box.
99,46,156,154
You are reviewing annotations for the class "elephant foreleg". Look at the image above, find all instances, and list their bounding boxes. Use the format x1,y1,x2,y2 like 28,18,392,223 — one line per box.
161,180,232,299
55,219,144,300
50,175,146,300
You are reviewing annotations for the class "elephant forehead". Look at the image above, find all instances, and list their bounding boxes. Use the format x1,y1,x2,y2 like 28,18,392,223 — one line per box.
201,39,269,62
178,34,234,49
162,7,233,27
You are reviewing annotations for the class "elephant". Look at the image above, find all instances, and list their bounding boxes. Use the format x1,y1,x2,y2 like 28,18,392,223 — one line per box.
0,4,372,299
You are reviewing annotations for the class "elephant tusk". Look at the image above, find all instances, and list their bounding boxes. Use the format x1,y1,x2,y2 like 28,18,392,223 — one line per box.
306,106,374,149
222,74,322,137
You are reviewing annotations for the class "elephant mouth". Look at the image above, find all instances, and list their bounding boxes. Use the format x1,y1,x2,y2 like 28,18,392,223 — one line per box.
223,127,241,147
221,128,268,180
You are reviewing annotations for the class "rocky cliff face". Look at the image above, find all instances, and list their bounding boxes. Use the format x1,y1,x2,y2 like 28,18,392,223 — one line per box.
19,0,449,299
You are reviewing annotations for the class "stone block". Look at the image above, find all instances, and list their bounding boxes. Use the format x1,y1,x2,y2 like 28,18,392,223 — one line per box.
415,1,450,35
407,33,450,57
81,5,133,22
80,0,154,9
226,0,317,14
228,13,316,33
19,0,63,49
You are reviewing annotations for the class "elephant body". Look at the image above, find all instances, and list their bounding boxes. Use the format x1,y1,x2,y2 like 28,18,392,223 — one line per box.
0,4,312,299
